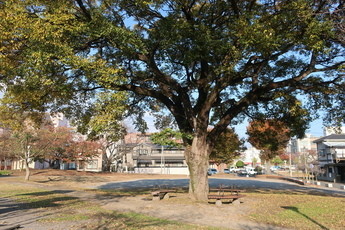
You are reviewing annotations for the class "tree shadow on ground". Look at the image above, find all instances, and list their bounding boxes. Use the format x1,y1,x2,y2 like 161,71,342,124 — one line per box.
97,178,345,197
78,211,199,230
0,192,79,225
13,191,79,209
34,175,109,183
281,206,329,230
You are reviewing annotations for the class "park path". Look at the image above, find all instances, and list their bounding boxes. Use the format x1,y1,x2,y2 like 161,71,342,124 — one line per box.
2,176,345,230
1,179,288,230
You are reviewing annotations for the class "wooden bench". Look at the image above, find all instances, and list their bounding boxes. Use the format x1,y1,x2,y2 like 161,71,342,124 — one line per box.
151,189,176,201
209,188,245,195
208,184,246,206
151,185,176,201
208,194,246,206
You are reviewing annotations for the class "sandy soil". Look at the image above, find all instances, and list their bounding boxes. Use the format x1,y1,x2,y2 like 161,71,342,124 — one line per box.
1,169,294,230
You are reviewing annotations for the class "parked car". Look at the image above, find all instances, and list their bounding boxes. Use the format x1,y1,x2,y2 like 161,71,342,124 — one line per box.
237,167,257,176
237,169,248,175
270,166,278,171
230,167,242,173
207,168,218,176
224,168,230,174
246,168,258,175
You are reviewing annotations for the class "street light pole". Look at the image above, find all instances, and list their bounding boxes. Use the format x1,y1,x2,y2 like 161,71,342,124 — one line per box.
289,151,292,177
287,142,292,177
304,147,307,175
161,145,165,174
303,147,308,182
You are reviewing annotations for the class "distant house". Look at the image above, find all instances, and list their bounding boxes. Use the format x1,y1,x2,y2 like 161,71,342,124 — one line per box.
125,142,188,175
112,132,188,174
77,158,102,172
290,134,319,154
314,134,345,182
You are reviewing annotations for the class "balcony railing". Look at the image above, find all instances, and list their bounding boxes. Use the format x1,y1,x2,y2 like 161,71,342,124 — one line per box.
335,153,345,162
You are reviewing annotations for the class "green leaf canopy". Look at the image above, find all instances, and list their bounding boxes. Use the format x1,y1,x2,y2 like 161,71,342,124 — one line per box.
1,0,344,200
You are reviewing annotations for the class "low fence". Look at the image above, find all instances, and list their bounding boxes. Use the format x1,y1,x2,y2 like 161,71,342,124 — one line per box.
134,166,189,175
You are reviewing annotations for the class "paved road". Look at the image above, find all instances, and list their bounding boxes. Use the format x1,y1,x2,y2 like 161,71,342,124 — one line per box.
91,177,345,197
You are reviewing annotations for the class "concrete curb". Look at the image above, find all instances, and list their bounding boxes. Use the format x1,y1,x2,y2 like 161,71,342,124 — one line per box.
260,174,345,191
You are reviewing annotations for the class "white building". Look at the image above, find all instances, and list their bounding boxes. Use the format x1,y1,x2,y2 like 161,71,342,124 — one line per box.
45,113,69,128
314,134,345,182
289,134,319,155
242,147,261,166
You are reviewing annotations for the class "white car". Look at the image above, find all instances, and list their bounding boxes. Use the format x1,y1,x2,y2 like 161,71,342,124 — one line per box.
246,168,258,175
270,166,277,171
238,167,257,176
230,167,242,173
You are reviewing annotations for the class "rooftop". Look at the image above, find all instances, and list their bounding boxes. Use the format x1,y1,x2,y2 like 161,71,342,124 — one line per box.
313,134,345,143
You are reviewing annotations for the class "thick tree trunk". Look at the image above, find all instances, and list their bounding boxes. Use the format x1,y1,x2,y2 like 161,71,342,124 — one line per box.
48,160,54,169
265,160,272,174
24,159,31,181
185,136,210,201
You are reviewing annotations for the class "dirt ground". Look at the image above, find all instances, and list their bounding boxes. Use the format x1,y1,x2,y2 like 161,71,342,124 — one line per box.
1,170,297,230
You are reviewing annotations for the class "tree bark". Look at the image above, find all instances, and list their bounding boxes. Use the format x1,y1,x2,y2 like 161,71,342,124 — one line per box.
185,136,210,200
24,158,30,181
265,160,272,174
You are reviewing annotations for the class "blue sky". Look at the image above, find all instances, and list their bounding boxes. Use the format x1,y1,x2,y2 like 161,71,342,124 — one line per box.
129,113,327,140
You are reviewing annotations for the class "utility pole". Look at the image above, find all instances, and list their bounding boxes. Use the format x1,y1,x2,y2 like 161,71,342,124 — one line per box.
289,151,292,177
161,145,165,174
287,142,292,177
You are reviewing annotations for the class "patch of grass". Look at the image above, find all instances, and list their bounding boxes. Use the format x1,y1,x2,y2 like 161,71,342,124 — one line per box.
39,213,90,222
0,184,80,209
0,184,47,198
0,170,12,175
247,193,345,230
0,182,217,229
80,211,218,230
85,188,148,196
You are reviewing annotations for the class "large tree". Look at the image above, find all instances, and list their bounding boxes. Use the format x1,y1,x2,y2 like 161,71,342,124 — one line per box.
36,126,79,169
1,0,344,200
82,91,128,172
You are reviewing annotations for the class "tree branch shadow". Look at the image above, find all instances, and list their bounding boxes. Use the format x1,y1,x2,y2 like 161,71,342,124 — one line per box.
281,206,329,230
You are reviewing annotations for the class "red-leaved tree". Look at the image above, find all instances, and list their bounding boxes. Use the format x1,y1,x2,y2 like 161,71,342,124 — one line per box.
247,119,291,172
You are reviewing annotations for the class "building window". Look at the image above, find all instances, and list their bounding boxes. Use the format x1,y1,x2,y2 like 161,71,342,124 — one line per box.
138,161,151,167
137,149,148,155
319,149,326,156
87,160,98,169
155,161,184,167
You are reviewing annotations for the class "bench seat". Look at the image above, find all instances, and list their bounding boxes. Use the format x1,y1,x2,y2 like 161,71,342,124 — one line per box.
151,190,176,200
208,194,246,200
151,190,176,196
208,194,246,206
209,189,245,192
